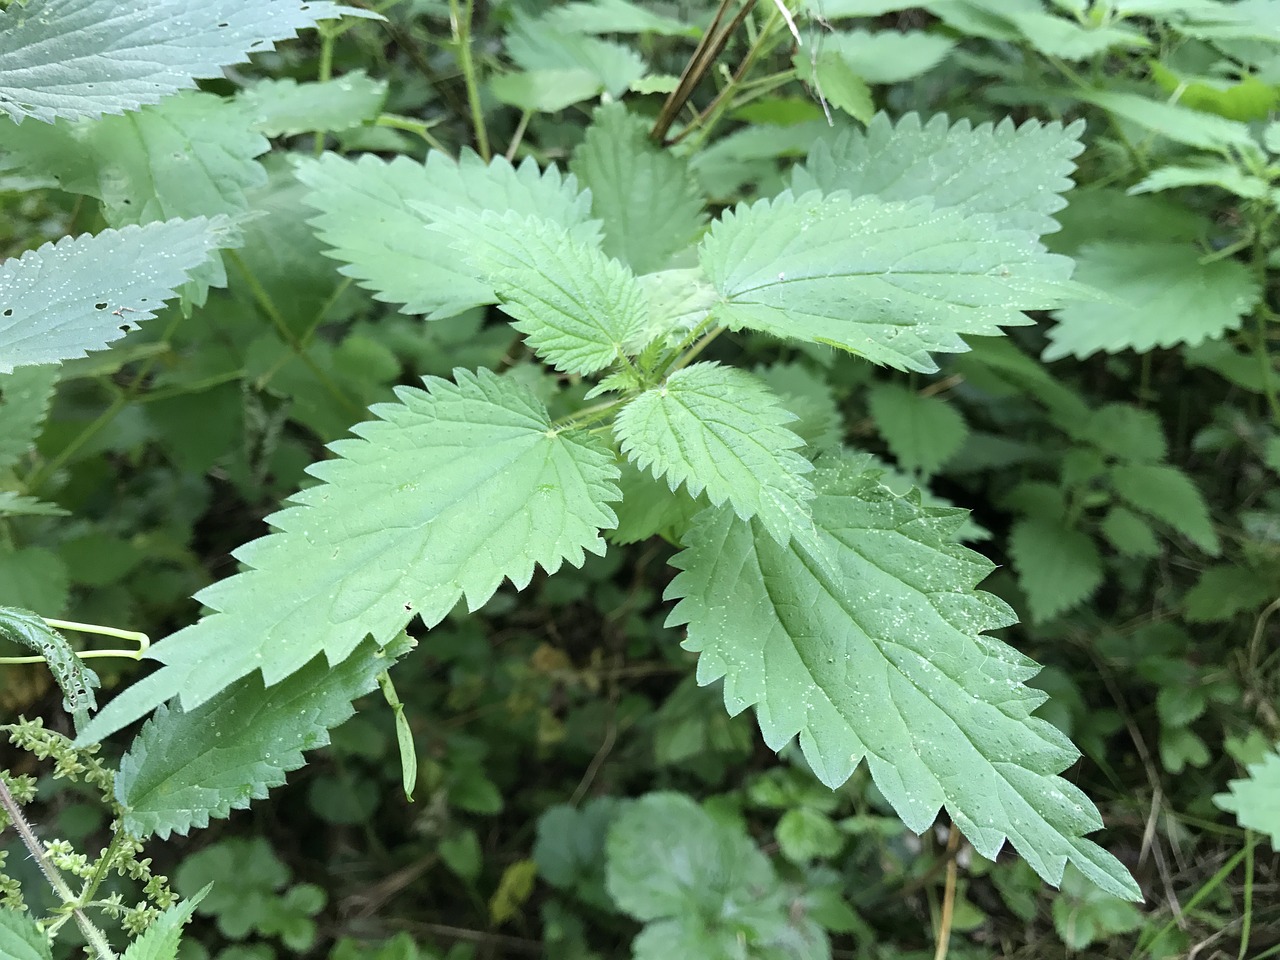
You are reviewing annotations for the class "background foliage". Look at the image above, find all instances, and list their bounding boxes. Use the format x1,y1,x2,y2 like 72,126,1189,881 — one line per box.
2,0,1279,958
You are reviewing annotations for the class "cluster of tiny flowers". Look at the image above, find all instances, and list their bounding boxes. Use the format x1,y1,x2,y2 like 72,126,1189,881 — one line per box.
4,717,116,799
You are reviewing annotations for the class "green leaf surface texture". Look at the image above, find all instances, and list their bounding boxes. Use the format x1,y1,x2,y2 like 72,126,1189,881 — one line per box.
866,382,968,477
78,369,620,744
1110,462,1220,554
700,191,1072,373
664,455,1140,899
0,908,53,960
1214,744,1280,849
116,636,410,839
118,889,207,960
0,605,99,712
432,210,648,375
295,150,596,319
819,30,956,84
0,364,58,470
505,13,646,97
236,72,387,137
614,362,815,545
1079,89,1256,150
570,102,707,275
1045,241,1259,359
0,217,234,373
0,491,69,518
0,0,376,124
1008,517,1104,622
791,112,1084,236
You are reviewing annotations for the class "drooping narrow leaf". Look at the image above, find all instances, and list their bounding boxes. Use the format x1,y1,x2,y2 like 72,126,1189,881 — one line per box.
0,0,378,124
78,369,620,744
116,636,412,839
0,606,99,712
791,113,1084,236
570,102,707,275
0,364,58,470
700,191,1073,373
664,455,1140,900
295,150,596,319
0,217,236,373
432,210,648,375
614,362,815,545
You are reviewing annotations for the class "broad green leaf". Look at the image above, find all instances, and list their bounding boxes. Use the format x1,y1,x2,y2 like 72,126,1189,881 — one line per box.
77,369,620,744
795,49,874,124
614,362,815,545
0,909,52,960
237,72,387,137
570,102,706,276
818,30,956,84
489,69,602,113
609,460,706,545
1214,744,1280,849
753,361,843,452
0,217,235,373
0,492,68,518
534,798,622,908
665,455,1140,899
505,14,646,98
1003,7,1150,58
1110,463,1220,555
1051,866,1142,950
1008,517,1103,623
0,546,68,613
116,636,411,839
432,210,648,374
792,112,1084,236
542,0,698,36
0,606,99,712
700,191,1073,373
119,889,208,960
1184,564,1276,622
1077,404,1167,463
295,150,595,319
0,364,58,470
1079,89,1256,151
1130,163,1271,199
1045,242,1259,359
866,382,968,477
1100,507,1161,558
0,0,377,124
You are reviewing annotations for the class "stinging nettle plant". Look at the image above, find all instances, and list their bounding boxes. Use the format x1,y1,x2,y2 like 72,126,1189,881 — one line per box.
0,2,1143,947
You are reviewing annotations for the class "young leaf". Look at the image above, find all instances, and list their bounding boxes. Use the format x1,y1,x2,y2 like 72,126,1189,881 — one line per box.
614,362,815,545
505,13,646,97
295,151,595,320
570,102,706,275
119,888,209,960
0,492,69,518
432,210,648,375
791,113,1084,236
77,369,620,744
1109,463,1220,555
0,606,99,713
1214,744,1280,850
116,636,411,839
0,0,377,125
1079,89,1255,151
665,455,1140,900
1045,242,1259,360
700,191,1073,373
866,381,968,477
1008,517,1104,623
236,72,387,137
0,217,235,373
0,908,53,960
0,364,58,471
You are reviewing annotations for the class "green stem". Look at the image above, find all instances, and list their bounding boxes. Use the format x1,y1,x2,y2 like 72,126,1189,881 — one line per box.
551,398,627,431
313,23,337,156
1238,830,1255,960
449,0,490,161
375,114,451,154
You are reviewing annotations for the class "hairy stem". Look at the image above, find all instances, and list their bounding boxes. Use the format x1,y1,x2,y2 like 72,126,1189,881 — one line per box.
450,0,491,161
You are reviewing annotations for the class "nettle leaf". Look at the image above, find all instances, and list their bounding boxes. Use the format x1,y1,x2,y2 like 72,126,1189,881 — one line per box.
866,381,968,477
1215,744,1280,850
1110,463,1220,555
1079,89,1256,152
701,191,1072,373
1100,507,1161,558
570,102,707,275
0,908,52,960
116,636,411,839
433,210,648,375
78,369,620,744
0,217,235,373
609,460,706,546
665,455,1140,899
295,150,595,319
505,13,646,97
791,113,1084,236
817,30,955,85
614,362,815,545
0,491,69,518
0,364,58,470
0,606,99,712
0,0,377,124
236,72,387,137
1045,242,1259,359
1008,517,1104,623
118,890,207,960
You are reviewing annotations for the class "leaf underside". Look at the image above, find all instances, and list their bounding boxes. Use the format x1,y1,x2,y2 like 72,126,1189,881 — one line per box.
665,454,1140,900
0,0,376,124
78,369,620,744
